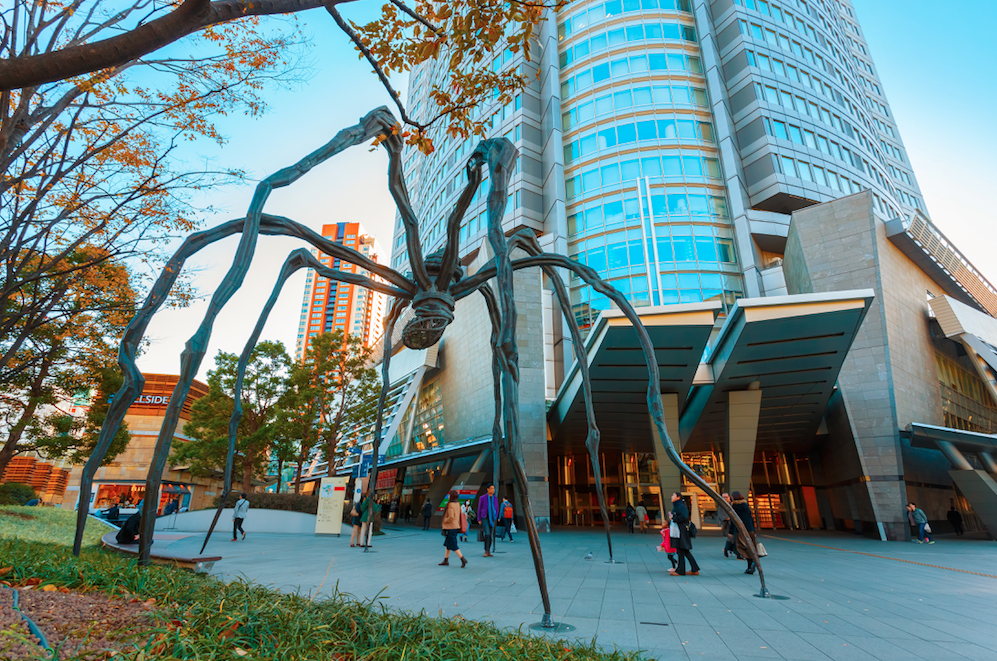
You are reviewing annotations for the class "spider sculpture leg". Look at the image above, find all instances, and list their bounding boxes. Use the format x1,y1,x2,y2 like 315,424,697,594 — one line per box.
200,249,412,553
73,207,416,556
471,139,559,627
507,229,616,562
476,284,506,554
456,254,769,595
472,236,614,563
362,298,409,550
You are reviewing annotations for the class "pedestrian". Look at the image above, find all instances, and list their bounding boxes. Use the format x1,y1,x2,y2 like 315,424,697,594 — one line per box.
719,492,742,559
349,496,367,548
115,511,142,545
405,503,412,523
907,502,934,544
636,501,649,533
947,506,964,536
668,492,700,576
439,490,468,568
477,482,499,557
421,499,433,530
459,500,470,542
501,497,514,542
731,492,758,574
625,503,636,533
659,511,678,569
231,493,249,542
358,494,374,548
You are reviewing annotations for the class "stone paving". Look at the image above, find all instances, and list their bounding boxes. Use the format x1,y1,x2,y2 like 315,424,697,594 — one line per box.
165,525,997,660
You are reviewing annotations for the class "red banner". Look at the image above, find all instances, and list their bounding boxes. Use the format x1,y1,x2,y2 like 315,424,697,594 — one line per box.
375,469,397,490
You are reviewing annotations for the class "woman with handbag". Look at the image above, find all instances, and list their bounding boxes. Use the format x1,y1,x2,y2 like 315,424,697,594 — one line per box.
439,490,468,568
731,492,759,574
349,497,367,548
668,492,700,576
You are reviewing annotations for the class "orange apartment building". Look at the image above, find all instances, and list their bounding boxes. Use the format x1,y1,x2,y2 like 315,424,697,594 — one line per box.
295,223,387,361
60,373,231,514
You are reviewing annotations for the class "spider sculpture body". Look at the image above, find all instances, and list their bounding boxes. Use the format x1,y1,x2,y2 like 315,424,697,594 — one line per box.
73,107,770,628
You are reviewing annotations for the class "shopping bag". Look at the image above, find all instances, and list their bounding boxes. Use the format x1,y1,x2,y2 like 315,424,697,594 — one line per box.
924,523,932,534
756,542,768,557
510,522,517,534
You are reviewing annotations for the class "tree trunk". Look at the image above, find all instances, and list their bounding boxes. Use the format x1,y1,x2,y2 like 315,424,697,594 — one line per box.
0,357,52,478
241,455,254,494
276,456,284,493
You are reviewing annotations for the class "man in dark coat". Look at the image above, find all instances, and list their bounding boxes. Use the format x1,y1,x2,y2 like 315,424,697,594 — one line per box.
668,492,700,576
947,506,964,536
731,491,758,574
115,511,142,544
421,499,433,530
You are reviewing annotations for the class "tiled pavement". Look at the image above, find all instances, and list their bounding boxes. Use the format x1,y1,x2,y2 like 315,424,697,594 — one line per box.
165,526,997,660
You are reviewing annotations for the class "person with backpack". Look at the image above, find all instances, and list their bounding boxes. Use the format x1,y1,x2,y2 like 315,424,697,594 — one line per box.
439,490,468,568
731,492,758,573
625,503,636,534
500,497,515,542
908,502,934,544
668,492,700,576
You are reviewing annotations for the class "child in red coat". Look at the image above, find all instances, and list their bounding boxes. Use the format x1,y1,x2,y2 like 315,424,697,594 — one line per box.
659,524,677,569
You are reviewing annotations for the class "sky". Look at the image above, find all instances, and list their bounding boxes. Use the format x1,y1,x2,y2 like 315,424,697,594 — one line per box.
134,0,997,382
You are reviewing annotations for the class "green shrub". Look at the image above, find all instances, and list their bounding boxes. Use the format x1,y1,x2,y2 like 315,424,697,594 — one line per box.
0,482,37,505
211,491,318,514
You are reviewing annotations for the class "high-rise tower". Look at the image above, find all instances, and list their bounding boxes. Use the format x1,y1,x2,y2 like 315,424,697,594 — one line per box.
395,0,931,323
295,223,386,361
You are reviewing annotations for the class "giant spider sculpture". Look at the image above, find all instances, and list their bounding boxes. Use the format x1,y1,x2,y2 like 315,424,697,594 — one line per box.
73,107,769,627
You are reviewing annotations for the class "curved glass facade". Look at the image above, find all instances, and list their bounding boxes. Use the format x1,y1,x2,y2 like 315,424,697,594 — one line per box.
559,0,743,330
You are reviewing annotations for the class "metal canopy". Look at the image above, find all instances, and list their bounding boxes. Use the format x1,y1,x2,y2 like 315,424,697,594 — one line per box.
906,422,997,453
548,302,720,454
680,290,875,454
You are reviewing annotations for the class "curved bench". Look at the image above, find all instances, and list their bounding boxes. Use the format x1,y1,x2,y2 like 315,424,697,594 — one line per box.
101,532,221,573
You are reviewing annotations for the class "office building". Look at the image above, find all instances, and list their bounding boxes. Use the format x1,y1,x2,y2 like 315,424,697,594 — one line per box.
351,0,997,539
295,223,387,361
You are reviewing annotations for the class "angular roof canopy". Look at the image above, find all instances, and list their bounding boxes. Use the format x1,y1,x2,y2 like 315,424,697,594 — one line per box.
548,302,720,455
549,290,875,456
680,291,874,453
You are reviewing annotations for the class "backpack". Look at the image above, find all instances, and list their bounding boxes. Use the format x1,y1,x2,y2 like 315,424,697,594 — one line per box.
688,522,698,538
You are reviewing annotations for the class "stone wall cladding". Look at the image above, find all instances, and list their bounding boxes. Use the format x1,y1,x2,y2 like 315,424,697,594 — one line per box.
783,191,953,537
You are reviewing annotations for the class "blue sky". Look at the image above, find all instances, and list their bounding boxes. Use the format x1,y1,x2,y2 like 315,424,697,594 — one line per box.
135,1,997,379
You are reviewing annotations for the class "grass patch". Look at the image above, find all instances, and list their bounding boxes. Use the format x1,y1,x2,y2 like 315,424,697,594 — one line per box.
0,506,110,548
1,513,645,660
1,539,645,660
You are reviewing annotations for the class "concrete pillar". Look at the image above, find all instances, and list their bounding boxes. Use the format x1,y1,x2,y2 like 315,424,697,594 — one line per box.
726,388,763,497
650,393,682,502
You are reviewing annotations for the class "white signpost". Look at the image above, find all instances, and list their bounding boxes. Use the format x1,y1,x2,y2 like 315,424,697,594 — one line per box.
315,476,349,536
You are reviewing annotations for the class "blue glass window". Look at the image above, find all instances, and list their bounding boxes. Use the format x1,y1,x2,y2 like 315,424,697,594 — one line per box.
673,235,694,261
621,159,640,181
649,54,668,70
601,163,621,186
667,193,689,215
598,127,617,149
617,124,637,144
592,63,610,83
637,121,657,140
641,157,662,177
662,155,682,176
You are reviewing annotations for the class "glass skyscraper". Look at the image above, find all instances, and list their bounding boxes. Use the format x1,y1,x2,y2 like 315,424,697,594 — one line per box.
394,0,928,334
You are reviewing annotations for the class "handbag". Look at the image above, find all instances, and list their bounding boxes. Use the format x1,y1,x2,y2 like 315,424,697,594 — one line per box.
460,511,469,534
756,542,768,557
689,522,698,538
477,528,485,542
350,506,358,518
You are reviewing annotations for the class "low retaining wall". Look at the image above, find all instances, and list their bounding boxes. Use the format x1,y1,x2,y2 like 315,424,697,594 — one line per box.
154,508,342,535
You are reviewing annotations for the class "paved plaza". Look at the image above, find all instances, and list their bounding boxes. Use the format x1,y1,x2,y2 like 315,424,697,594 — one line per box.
164,526,997,660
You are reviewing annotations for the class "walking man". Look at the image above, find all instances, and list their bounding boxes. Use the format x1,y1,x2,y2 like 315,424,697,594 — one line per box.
477,483,499,557
947,506,964,536
421,499,433,530
668,492,700,576
908,502,934,544
231,493,249,542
